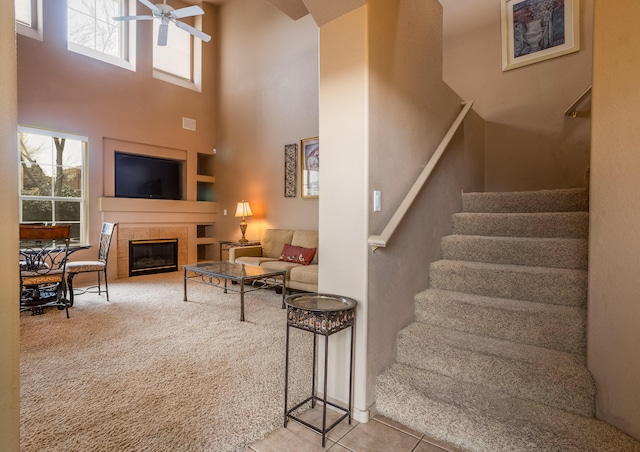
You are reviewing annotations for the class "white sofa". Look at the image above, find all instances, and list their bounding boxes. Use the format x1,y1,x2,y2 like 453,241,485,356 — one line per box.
228,229,318,293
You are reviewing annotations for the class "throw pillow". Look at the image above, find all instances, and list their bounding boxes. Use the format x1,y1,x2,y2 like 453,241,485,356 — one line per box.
279,244,316,266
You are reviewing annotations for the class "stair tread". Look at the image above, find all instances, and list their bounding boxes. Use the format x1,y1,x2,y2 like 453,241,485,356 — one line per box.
397,322,594,416
453,211,589,238
377,363,640,452
429,259,588,307
415,288,586,355
442,234,588,269
462,187,589,213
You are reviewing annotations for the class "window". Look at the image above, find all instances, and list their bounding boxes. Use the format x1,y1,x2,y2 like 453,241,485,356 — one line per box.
15,0,43,40
18,128,88,244
67,0,136,71
153,16,202,91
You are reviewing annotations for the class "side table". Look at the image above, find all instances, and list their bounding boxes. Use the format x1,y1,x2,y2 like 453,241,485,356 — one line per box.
284,293,357,447
219,239,260,261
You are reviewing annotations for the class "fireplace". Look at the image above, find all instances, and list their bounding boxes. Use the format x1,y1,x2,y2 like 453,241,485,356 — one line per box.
129,238,179,277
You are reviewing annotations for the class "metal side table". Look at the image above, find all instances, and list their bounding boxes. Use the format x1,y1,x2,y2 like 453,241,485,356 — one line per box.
284,293,357,447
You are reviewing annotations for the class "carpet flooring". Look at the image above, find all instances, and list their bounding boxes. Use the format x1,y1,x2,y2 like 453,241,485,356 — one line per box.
20,272,312,452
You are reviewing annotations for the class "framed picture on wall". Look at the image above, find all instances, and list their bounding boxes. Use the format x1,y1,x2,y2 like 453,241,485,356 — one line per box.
284,143,297,198
501,0,580,71
300,137,319,199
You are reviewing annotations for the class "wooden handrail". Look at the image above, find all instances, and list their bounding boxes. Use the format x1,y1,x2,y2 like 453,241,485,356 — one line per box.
368,101,474,251
564,86,592,118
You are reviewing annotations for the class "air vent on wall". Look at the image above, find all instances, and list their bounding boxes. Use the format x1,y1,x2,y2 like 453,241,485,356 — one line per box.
183,117,196,131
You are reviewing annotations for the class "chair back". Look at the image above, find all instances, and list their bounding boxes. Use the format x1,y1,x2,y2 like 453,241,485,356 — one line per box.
19,224,71,275
97,223,117,263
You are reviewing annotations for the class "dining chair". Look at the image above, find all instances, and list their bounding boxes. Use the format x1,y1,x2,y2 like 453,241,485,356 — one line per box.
66,222,117,306
20,224,72,317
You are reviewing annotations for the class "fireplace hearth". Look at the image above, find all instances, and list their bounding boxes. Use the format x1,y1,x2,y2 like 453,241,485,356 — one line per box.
129,238,178,277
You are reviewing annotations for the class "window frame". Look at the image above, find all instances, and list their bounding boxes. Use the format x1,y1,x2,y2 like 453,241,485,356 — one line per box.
18,126,89,246
152,15,203,92
67,0,137,72
15,0,43,41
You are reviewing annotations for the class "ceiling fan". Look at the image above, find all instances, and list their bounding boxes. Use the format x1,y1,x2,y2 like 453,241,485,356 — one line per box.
113,0,211,46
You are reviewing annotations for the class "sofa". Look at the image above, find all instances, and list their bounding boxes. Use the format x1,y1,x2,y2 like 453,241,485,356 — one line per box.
228,229,318,293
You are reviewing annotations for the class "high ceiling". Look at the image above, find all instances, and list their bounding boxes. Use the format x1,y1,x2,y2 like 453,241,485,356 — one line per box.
181,0,366,26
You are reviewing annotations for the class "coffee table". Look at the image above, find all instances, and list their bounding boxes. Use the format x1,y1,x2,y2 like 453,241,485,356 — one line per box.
183,261,287,321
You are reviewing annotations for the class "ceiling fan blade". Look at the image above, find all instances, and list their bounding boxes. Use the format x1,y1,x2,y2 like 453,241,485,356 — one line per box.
112,15,154,21
157,23,169,46
172,5,204,19
174,20,211,43
138,0,161,15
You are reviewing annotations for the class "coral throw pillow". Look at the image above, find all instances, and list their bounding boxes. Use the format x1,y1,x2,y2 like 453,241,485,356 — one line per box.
279,244,316,266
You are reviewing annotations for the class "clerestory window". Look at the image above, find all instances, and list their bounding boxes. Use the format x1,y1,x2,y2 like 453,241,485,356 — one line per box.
18,128,88,245
152,16,202,91
15,0,43,40
67,0,136,71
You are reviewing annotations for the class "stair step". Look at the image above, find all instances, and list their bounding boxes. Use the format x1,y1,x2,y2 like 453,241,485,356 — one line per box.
462,187,589,213
396,322,594,416
376,363,640,452
441,235,588,269
452,211,589,238
429,260,587,307
415,289,586,355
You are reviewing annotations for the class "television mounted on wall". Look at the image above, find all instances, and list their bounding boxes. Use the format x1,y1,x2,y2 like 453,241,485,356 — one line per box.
114,152,182,200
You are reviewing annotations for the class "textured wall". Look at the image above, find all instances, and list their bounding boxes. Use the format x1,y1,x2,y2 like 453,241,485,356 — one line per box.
441,0,593,191
17,1,218,267
214,0,319,243
588,0,640,441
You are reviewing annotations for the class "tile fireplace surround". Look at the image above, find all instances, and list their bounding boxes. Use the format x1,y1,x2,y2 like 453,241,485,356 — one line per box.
117,226,188,279
99,196,217,280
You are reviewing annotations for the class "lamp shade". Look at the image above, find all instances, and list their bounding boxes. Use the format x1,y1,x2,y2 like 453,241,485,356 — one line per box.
235,201,253,218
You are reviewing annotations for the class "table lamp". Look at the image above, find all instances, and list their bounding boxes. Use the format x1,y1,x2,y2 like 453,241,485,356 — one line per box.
235,201,253,243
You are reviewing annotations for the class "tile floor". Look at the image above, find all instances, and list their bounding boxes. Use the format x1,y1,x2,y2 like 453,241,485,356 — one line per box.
246,405,463,452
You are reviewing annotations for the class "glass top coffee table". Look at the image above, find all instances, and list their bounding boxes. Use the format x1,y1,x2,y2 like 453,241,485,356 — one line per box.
183,261,287,321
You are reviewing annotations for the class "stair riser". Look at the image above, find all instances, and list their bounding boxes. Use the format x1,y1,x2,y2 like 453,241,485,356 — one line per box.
441,236,588,269
462,188,589,213
429,261,587,307
453,212,589,238
396,327,594,416
415,295,586,355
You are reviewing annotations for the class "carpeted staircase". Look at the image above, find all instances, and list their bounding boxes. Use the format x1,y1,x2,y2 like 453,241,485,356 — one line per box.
376,188,640,451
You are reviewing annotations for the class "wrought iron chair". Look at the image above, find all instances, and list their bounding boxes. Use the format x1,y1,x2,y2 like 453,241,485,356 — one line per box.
20,224,72,317
66,223,117,306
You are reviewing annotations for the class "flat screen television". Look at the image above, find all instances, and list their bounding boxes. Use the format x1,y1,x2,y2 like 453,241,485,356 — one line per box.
114,152,182,200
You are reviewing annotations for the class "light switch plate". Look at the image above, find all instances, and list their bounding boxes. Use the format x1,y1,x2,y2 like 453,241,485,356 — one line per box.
373,191,381,212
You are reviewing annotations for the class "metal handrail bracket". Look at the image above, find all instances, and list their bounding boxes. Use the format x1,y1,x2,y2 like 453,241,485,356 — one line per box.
368,101,473,251
564,86,592,118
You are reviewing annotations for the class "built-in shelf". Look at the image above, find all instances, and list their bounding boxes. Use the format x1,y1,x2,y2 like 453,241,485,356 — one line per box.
196,223,215,261
197,153,215,177
196,153,215,202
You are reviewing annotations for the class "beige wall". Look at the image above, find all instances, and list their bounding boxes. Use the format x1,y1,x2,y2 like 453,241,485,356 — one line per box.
17,1,218,278
214,0,319,245
589,0,640,440
366,0,483,413
0,1,20,448
441,0,593,191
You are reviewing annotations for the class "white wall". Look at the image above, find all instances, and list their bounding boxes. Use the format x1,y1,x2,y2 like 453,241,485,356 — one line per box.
441,0,593,191
318,5,370,420
0,1,20,448
588,0,640,440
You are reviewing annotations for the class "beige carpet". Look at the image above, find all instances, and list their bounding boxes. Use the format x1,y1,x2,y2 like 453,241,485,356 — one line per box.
20,271,313,452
